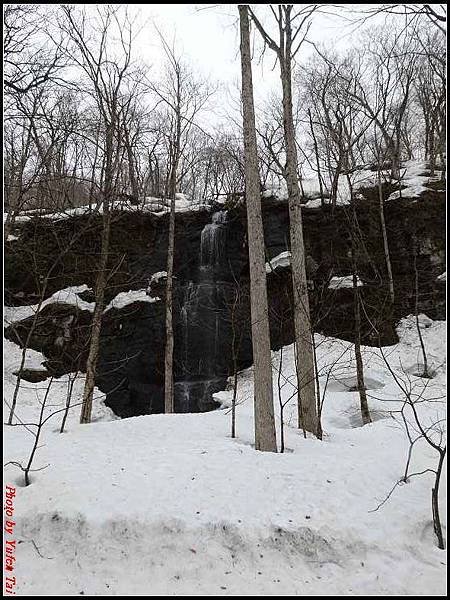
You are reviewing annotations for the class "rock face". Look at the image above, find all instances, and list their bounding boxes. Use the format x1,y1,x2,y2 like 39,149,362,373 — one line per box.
13,368,50,383
4,188,446,417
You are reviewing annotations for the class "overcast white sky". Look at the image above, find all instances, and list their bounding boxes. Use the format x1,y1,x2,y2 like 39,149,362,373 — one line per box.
131,4,377,95
57,3,440,130
118,3,385,127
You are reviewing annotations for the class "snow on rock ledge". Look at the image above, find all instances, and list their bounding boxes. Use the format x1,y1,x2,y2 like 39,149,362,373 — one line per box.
265,251,291,274
328,275,363,289
4,285,95,326
5,285,164,325
386,159,442,202
150,271,167,284
104,289,161,312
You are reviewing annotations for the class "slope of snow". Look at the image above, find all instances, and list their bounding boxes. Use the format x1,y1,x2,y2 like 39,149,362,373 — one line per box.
3,339,47,372
3,316,446,595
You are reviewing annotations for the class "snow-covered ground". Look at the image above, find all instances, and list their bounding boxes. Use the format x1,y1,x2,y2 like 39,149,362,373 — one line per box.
3,315,446,595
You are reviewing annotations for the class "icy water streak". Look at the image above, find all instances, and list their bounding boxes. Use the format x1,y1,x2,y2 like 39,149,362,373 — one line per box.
174,211,230,412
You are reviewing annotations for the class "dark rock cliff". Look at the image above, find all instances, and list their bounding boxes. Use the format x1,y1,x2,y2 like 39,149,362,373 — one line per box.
4,187,445,417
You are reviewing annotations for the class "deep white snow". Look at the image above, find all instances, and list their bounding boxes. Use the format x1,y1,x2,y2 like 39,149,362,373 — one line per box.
3,313,446,595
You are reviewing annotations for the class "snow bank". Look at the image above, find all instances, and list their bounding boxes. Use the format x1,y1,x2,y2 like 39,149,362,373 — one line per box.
395,314,445,374
300,160,442,207
4,309,446,595
262,185,288,201
3,331,117,424
3,339,47,372
303,197,324,209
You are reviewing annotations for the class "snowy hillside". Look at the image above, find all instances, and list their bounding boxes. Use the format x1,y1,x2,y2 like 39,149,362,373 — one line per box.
4,316,446,595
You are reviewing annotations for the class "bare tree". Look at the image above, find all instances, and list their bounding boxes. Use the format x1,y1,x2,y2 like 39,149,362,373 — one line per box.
239,4,277,452
250,4,318,436
374,344,446,550
357,4,446,35
349,211,372,426
372,127,396,305
58,5,137,423
3,5,65,96
412,243,431,379
147,36,213,412
4,94,41,238
415,28,446,176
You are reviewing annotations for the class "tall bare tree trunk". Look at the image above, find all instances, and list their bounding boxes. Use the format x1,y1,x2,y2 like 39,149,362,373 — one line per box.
80,211,111,423
350,211,371,426
353,272,371,425
377,169,395,305
429,125,436,177
80,124,114,424
280,60,317,436
164,140,179,414
230,286,240,439
124,125,139,202
239,4,277,452
432,448,446,549
307,108,325,208
414,248,429,378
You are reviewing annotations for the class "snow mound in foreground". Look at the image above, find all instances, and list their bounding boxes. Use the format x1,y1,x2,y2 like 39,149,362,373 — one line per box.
15,511,443,596
3,316,446,595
